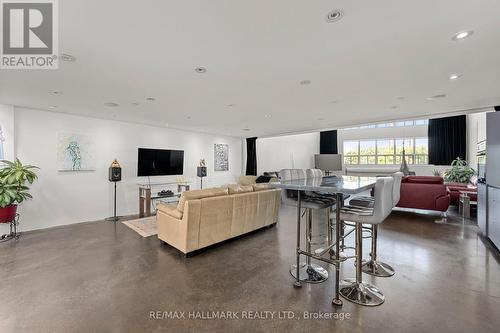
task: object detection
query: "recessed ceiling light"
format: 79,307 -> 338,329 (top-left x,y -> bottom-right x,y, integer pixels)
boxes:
264,114 -> 271,118
242,128 -> 251,131
452,30 -> 473,41
60,53 -> 76,62
426,94 -> 447,100
104,102 -> 119,107
195,67 -> 207,73
48,105 -> 57,109
50,91 -> 62,96
164,123 -> 169,127
449,74 -> 462,80
146,97 -> 156,102
300,80 -> 311,85
131,102 -> 140,106
326,9 -> 343,23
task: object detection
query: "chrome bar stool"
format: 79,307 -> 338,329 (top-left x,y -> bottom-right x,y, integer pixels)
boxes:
280,169 -> 336,283
339,177 -> 394,306
349,172 -> 402,277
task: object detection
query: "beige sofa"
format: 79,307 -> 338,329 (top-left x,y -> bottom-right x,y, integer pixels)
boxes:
157,184 -> 281,255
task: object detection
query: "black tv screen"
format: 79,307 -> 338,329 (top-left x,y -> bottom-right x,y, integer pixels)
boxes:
137,148 -> 184,176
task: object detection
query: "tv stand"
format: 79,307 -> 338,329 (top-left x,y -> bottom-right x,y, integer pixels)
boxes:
138,181 -> 191,217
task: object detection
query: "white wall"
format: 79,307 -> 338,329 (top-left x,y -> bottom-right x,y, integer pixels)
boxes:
12,107 -> 243,231
0,104 -> 15,161
256,133 -> 319,174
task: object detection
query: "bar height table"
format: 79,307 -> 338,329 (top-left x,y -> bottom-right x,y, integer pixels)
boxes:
270,175 -> 376,306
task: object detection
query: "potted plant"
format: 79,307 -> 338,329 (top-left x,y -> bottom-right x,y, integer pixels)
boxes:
0,159 -> 38,223
443,157 -> 475,184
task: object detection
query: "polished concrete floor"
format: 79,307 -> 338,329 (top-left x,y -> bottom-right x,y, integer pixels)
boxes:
1,206 -> 499,333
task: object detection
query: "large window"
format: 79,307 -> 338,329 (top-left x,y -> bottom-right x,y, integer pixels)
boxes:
343,138 -> 429,165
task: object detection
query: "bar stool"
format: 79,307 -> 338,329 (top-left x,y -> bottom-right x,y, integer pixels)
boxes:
280,169 -> 336,283
349,172 -> 402,277
362,172 -> 402,277
339,177 -> 394,306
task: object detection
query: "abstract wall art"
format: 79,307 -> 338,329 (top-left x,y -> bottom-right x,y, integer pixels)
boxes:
214,143 -> 229,171
57,133 -> 96,171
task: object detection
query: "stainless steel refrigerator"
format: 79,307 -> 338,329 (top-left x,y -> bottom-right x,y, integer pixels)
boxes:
486,111 -> 500,249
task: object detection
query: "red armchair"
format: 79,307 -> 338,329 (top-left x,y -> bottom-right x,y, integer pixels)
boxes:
397,176 -> 451,212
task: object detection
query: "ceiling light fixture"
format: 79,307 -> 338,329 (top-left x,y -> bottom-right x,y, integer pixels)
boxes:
426,94 -> 447,100
48,105 -> 57,109
326,9 -> 343,23
452,30 -> 473,41
195,67 -> 207,73
104,102 -> 119,107
242,128 -> 251,132
264,114 -> 271,118
131,102 -> 140,106
449,74 -> 462,80
50,91 -> 62,96
300,80 -> 311,85
60,53 -> 76,62
146,97 -> 156,102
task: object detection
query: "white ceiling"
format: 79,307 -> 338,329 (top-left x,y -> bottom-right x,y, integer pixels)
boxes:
1,0 -> 500,137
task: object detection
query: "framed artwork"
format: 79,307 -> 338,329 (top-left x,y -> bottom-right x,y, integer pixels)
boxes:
57,133 -> 96,171
214,144 -> 229,171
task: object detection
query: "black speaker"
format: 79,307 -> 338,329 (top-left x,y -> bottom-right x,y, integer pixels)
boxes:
495,105 -> 500,111
109,167 -> 122,182
197,166 -> 207,177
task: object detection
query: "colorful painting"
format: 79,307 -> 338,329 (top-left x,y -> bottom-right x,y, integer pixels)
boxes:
214,144 -> 229,171
57,133 -> 95,171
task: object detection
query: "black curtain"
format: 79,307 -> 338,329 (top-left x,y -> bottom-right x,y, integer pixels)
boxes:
319,130 -> 338,154
245,137 -> 257,175
428,115 -> 466,165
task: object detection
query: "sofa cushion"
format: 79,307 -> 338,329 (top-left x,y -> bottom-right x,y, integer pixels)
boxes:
157,203 -> 184,219
223,184 -> 254,195
177,187 -> 229,213
253,184 -> 270,191
238,176 -> 258,186
403,176 -> 443,184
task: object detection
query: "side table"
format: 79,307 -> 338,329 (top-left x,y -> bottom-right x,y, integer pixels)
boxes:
459,191 -> 477,219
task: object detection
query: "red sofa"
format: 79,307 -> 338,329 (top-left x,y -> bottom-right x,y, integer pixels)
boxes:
446,185 -> 477,206
396,176 -> 450,212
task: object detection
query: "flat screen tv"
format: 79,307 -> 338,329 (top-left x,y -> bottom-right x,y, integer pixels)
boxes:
137,148 -> 184,176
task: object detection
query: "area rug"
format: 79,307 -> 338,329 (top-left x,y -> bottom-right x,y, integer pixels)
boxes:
122,216 -> 157,237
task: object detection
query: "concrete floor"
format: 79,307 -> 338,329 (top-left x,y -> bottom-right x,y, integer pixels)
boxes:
1,206 -> 499,333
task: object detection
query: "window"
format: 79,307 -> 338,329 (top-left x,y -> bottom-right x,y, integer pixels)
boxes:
343,138 -> 429,165
344,119 -> 428,130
